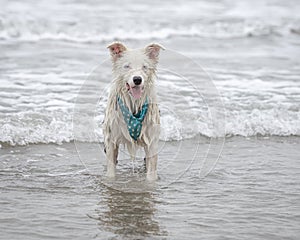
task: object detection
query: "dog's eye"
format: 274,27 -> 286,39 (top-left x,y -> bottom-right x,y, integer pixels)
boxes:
123,64 -> 130,69
142,65 -> 148,71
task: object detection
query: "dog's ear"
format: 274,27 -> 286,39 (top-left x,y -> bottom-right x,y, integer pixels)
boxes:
107,42 -> 127,61
145,43 -> 165,62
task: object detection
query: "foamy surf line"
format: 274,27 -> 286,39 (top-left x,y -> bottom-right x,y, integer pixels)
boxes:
1,20 -> 299,43
0,110 -> 299,147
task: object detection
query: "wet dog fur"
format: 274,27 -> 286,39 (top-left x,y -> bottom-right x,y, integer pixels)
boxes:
103,42 -> 164,180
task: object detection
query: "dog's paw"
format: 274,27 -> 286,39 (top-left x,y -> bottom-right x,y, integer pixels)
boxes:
106,165 -> 116,179
106,171 -> 116,179
146,171 -> 158,181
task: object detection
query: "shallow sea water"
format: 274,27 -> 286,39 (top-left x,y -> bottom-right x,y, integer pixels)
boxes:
1,137 -> 299,239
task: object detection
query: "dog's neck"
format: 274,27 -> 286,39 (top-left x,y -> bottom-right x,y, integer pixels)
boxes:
119,90 -> 149,114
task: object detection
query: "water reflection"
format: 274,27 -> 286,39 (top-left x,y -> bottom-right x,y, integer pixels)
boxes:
93,184 -> 167,239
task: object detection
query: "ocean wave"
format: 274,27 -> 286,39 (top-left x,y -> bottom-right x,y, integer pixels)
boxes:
0,15 -> 298,42
0,107 -> 299,147
0,111 -> 74,146
225,108 -> 300,137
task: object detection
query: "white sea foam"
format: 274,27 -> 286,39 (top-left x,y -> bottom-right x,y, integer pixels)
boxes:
0,63 -> 299,146
0,103 -> 299,146
0,14 -> 299,43
1,0 -> 299,43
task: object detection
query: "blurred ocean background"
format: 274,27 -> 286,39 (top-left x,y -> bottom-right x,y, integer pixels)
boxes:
0,0 -> 300,145
0,1 -> 300,239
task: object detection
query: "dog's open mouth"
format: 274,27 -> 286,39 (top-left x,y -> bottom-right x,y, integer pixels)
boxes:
126,83 -> 144,99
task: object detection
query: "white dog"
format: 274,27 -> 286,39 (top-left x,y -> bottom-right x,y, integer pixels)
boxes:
103,42 -> 164,180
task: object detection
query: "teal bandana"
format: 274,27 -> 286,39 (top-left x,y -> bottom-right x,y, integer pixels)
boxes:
117,96 -> 149,141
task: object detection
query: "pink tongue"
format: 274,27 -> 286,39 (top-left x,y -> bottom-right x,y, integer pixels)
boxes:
130,86 -> 143,99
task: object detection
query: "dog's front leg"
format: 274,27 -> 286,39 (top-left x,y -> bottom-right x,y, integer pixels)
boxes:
106,143 -> 118,178
145,144 -> 158,181
146,154 -> 158,181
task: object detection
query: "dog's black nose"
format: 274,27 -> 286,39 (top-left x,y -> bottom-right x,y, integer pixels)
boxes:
133,76 -> 142,85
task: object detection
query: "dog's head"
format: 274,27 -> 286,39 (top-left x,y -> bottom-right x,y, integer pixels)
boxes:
107,42 -> 164,99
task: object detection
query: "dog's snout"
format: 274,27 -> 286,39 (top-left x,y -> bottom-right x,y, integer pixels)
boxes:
133,76 -> 142,85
